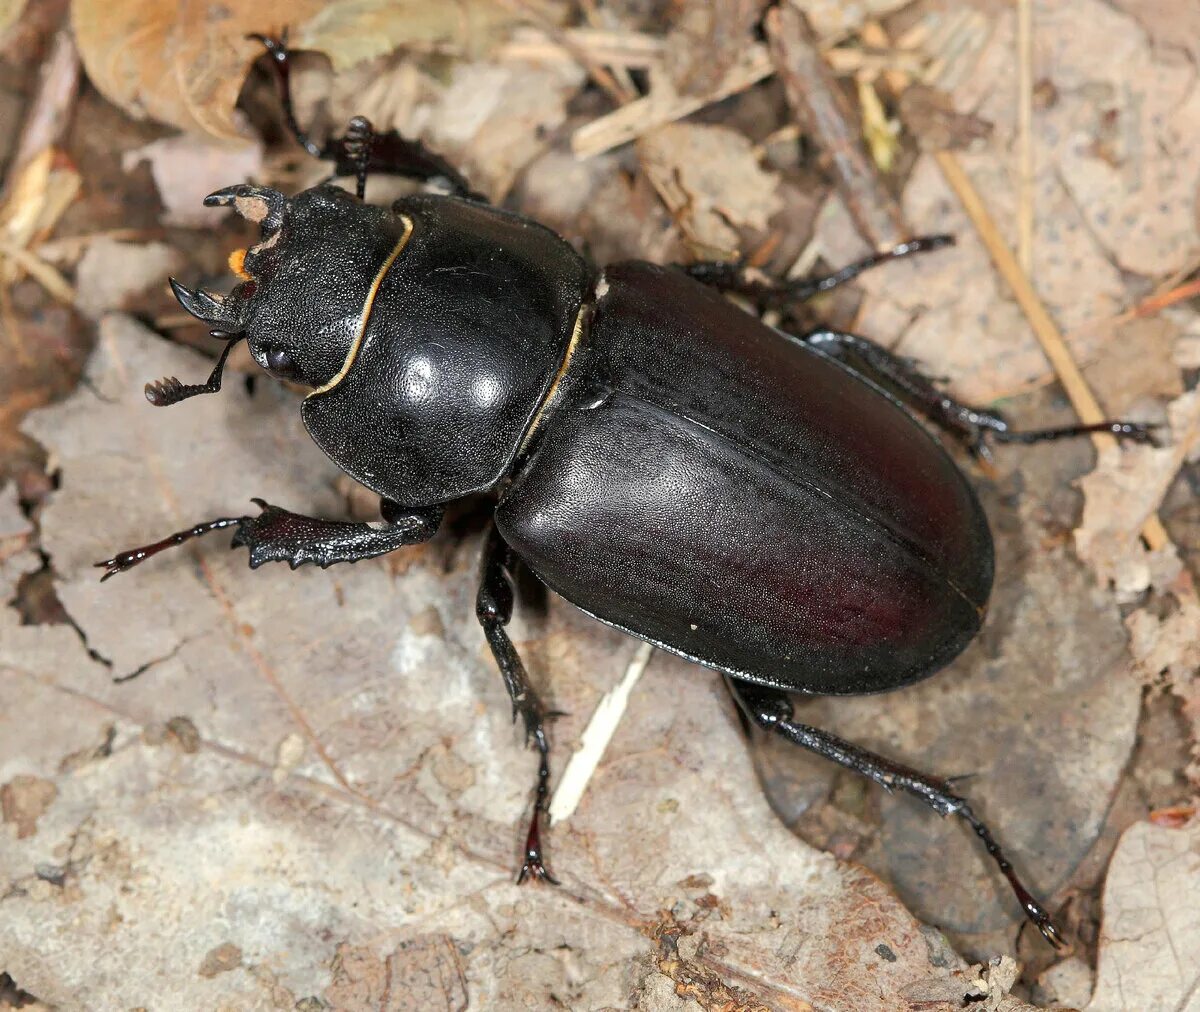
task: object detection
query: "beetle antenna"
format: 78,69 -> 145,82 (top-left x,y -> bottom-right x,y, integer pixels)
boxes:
145,334 -> 244,407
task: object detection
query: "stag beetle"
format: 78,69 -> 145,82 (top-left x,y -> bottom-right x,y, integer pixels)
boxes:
98,36 -> 1154,948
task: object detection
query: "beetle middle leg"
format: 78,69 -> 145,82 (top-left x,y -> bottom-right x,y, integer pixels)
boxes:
476,521 -> 558,885
97,498 -> 443,578
251,33 -> 480,201
800,329 -> 1156,459
681,235 -> 954,306
725,676 -> 1065,948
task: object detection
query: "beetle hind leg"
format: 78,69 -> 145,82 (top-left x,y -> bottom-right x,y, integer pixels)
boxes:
725,677 -> 1066,949
476,522 -> 558,885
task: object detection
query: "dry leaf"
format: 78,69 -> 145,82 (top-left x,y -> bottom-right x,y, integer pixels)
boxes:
298,0 -> 526,71
0,0 -> 27,39
1075,389 -> 1200,600
1087,818 -> 1200,1012
661,0 -> 770,97
790,0 -> 911,41
69,0 -> 553,138
70,0 -> 324,138
1,316 -> 984,1008
639,123 -> 782,259
833,0 -> 1200,401
1036,1 -> 1200,277
122,135 -> 263,227
73,238 -> 182,320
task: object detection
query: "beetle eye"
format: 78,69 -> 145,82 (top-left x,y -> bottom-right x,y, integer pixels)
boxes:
265,347 -> 301,381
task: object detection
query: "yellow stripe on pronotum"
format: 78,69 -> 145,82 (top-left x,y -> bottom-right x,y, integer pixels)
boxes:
515,303 -> 588,456
307,214 -> 415,398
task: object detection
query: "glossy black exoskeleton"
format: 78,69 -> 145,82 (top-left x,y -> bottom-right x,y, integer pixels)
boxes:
98,37 -> 1156,950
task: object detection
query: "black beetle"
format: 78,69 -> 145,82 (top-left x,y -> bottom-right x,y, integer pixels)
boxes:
98,36 -> 1154,949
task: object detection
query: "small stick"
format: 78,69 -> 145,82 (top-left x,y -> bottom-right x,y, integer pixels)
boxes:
6,28 -> 80,193
765,4 -> 906,250
571,46 -> 774,157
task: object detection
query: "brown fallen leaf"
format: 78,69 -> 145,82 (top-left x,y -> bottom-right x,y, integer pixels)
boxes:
323,936 -> 468,1011
73,238 -> 182,320
0,775 -> 57,840
70,0 -> 324,138
69,0 -> 557,140
121,135 -> 263,227
1038,1 -> 1200,277
829,0 -> 1200,403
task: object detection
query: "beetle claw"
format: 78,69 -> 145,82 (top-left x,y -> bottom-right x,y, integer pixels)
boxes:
169,277 -> 246,330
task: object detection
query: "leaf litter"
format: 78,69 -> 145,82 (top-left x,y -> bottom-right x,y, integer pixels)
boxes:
1,0 -> 1198,1008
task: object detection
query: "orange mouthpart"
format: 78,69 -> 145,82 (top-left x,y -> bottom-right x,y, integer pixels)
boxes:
228,247 -> 252,281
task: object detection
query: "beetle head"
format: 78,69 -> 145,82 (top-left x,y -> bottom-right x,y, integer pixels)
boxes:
155,183 -> 402,405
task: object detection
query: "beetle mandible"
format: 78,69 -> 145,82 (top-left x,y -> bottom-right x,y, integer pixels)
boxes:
98,35 -> 1155,949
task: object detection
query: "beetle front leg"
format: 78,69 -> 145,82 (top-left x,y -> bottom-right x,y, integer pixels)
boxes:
725,676 -> 1067,950
475,522 -> 558,885
802,329 -> 1156,460
97,498 -> 442,578
251,34 -> 481,201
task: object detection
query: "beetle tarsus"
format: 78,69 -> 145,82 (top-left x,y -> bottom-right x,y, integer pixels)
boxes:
95,516 -> 245,580
477,523 -> 559,887
726,677 -> 1066,947
144,331 -> 244,407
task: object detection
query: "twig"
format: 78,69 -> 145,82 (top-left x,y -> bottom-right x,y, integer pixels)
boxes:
6,28 -> 80,190
933,150 -> 1169,551
571,45 -> 774,157
495,0 -> 635,106
500,26 -> 664,70
765,4 -> 905,249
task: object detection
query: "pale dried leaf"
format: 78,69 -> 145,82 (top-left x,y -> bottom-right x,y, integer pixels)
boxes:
639,123 -> 782,259
1,316 -> 981,1009
1109,0 -> 1200,64
1037,1 -> 1200,276
419,59 -> 585,201
122,136 -> 263,228
661,0 -> 770,97
1075,389 -> 1200,600
837,0 -> 1200,400
1087,819 -> 1200,1012
0,0 -> 26,39
298,0 -> 525,70
73,239 -> 182,320
790,0 -> 911,42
